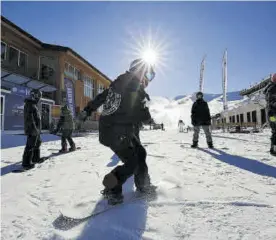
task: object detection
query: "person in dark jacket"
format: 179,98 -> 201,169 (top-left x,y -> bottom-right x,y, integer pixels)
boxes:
264,73 -> 276,156
191,91 -> 213,148
22,89 -> 43,169
79,58 -> 156,205
53,105 -> 76,152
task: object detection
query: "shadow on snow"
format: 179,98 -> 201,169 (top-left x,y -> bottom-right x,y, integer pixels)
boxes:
199,148 -> 276,178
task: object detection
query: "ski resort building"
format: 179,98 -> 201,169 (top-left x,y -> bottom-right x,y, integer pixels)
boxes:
212,74 -> 272,130
1,16 -> 112,132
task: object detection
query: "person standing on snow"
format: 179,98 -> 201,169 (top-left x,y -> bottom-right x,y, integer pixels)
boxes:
53,105 -> 76,153
191,91 -> 213,148
79,58 -> 156,205
178,120 -> 185,132
22,89 -> 43,170
264,73 -> 276,156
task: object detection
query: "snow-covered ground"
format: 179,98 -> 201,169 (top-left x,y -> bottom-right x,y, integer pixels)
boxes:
1,130 -> 276,240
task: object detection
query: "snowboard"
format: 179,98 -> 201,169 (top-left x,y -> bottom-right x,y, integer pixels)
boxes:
60,187 -> 158,221
12,157 -> 50,173
49,147 -> 81,155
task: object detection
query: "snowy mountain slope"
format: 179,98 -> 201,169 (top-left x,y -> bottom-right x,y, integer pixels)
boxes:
1,131 -> 276,240
174,91 -> 243,102
148,93 -> 244,128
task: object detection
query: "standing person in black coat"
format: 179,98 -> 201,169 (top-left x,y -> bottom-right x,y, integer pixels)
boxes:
79,58 -> 156,205
264,73 -> 276,156
191,91 -> 213,148
22,89 -> 43,169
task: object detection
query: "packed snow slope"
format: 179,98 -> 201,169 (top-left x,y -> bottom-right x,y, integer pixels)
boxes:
1,130 -> 276,240
148,92 -> 243,128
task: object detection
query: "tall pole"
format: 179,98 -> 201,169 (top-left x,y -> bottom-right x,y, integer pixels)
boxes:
222,49 -> 228,111
199,55 -> 206,92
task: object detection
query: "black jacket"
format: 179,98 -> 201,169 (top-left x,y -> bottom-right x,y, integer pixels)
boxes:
24,98 -> 41,136
84,71 -> 151,148
191,99 -> 211,126
264,83 -> 276,118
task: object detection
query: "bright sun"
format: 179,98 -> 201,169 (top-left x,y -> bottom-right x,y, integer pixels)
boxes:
142,48 -> 158,65
124,26 -> 172,78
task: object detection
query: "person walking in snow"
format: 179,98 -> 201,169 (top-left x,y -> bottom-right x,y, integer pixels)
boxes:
22,89 -> 43,170
191,91 -> 213,148
79,58 -> 156,205
264,73 -> 276,156
53,105 -> 76,153
178,120 -> 185,132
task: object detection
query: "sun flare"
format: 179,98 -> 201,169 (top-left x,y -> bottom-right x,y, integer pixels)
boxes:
142,48 -> 158,65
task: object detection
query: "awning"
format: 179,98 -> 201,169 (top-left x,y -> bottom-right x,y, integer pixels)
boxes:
1,70 -> 57,92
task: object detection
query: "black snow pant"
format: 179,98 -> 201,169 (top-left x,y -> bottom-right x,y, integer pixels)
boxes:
105,133 -> 150,194
270,121 -> 276,151
133,124 -> 141,142
61,129 -> 75,150
22,135 -> 41,167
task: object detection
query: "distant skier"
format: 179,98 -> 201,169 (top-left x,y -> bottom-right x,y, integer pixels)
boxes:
53,105 -> 76,153
79,58 -> 156,205
191,92 -> 213,148
264,73 -> 276,156
22,89 -> 43,169
178,120 -> 185,132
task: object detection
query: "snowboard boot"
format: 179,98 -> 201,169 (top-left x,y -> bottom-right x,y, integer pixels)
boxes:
22,163 -> 35,170
32,149 -> 45,163
207,142 -> 214,149
136,185 -> 157,200
60,140 -> 68,153
59,148 -> 67,153
69,143 -> 76,152
100,188 -> 111,199
22,149 -> 35,168
106,192 -> 124,205
191,141 -> 198,148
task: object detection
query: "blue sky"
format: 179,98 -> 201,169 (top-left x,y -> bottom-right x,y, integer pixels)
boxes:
1,1 -> 276,98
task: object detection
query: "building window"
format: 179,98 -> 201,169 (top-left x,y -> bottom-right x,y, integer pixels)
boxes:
240,113 -> 244,123
83,75 -> 94,99
19,52 -> 27,68
8,46 -> 27,68
247,112 -> 251,122
98,82 -> 105,94
40,64 -> 54,80
65,62 -> 69,72
252,110 -> 257,123
9,46 -> 19,64
64,62 -> 81,80
74,68 -> 81,80
1,42 -> 7,60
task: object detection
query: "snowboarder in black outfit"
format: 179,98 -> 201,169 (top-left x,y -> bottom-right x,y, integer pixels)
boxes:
22,89 -> 43,169
264,73 -> 276,156
53,105 -> 76,152
79,58 -> 156,205
191,92 -> 213,148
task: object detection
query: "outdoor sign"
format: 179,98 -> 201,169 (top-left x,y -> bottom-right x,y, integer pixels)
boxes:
64,78 -> 76,118
11,86 -> 30,97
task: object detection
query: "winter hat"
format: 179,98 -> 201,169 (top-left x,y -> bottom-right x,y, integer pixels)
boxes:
196,91 -> 203,99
